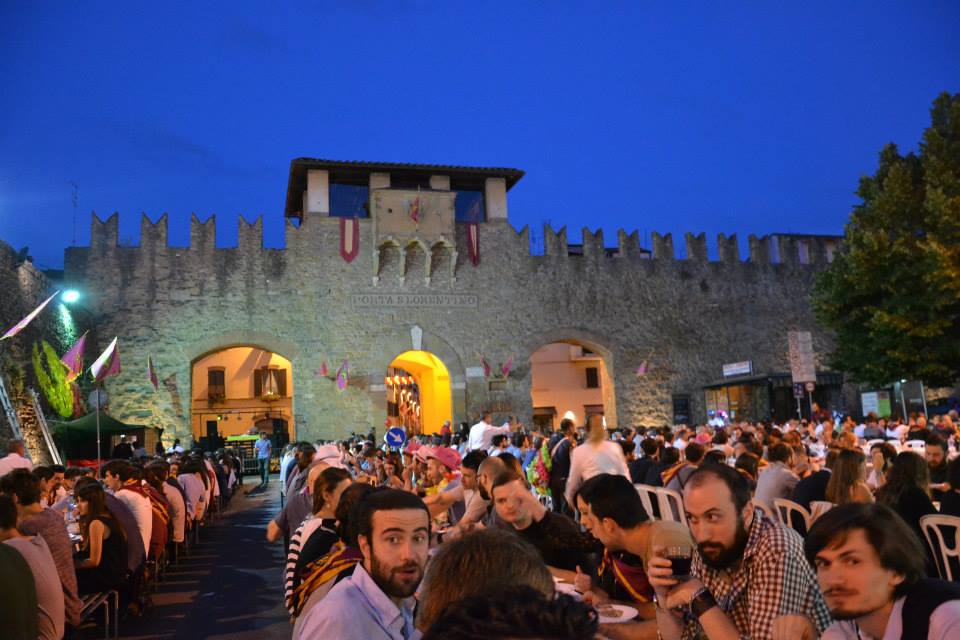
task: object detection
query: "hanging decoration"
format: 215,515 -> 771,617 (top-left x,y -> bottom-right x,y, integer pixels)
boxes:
339,217 -> 360,263
1,290 -> 60,340
147,355 -> 159,391
500,357 -> 513,378
60,331 -> 88,382
466,223 -> 480,266
478,354 -> 492,378
89,337 -> 122,382
335,359 -> 349,391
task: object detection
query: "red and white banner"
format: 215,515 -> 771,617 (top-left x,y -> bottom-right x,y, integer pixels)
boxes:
466,223 -> 480,266
340,217 -> 360,263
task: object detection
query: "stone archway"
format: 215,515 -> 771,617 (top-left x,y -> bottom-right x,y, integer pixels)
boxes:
521,327 -> 618,429
367,325 -> 467,431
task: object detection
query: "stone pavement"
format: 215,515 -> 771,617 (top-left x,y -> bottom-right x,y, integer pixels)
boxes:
115,477 -> 290,640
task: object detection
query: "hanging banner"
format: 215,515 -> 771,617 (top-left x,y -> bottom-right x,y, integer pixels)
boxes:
466,223 -> 480,266
787,331 -> 816,383
340,217 -> 360,263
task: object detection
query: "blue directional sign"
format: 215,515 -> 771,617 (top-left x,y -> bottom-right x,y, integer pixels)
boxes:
385,427 -> 407,448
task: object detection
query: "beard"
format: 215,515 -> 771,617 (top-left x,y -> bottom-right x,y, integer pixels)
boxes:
698,514 -> 750,569
824,589 -> 885,620
478,483 -> 490,501
369,549 -> 423,599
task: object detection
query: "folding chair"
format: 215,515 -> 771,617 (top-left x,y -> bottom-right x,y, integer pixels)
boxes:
920,514 -> 960,581
809,500 -> 834,523
773,498 -> 812,535
634,484 -> 659,520
656,487 -> 687,526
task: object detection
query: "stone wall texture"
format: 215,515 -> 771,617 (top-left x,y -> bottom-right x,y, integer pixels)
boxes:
62,212 -> 841,444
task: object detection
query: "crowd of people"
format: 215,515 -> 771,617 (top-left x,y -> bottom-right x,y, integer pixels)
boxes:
2,406 -> 960,639
0,438 -> 242,639
253,408 -> 960,639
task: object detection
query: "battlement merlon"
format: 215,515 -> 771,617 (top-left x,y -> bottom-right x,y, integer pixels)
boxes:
140,213 -> 168,248
283,158 -> 525,221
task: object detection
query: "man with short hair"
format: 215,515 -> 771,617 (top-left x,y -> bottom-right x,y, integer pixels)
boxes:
446,450 -> 488,534
489,434 -> 510,457
548,419 -> 577,514
926,436 -> 950,500
648,464 -> 831,640
0,439 -> 32,475
111,435 -> 134,460
575,473 -> 692,628
255,431 -> 272,486
103,459 -> 153,555
0,468 -> 81,628
754,442 -> 800,511
467,411 -> 514,453
805,503 -> 960,640
630,438 -> 660,485
267,461 -> 328,544
296,489 -> 431,639
421,447 -> 464,523
491,469 -> 597,574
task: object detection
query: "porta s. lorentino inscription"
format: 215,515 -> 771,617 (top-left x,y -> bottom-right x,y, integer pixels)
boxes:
350,293 -> 478,309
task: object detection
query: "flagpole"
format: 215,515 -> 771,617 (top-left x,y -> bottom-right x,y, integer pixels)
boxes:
95,382 -> 102,478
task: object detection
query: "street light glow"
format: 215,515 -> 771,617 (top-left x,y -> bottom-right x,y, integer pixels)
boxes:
62,290 -> 80,303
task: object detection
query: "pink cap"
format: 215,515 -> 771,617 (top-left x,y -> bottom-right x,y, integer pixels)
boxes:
695,432 -> 712,445
428,446 -> 462,471
414,445 -> 435,463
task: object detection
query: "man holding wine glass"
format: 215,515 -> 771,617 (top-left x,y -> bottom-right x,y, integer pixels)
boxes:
647,463 -> 831,640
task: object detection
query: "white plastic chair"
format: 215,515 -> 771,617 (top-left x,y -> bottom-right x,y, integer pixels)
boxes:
920,514 -> 960,581
774,498 -> 812,535
809,500 -> 834,523
656,487 -> 688,526
756,501 -> 776,522
904,440 -> 927,454
634,484 -> 660,520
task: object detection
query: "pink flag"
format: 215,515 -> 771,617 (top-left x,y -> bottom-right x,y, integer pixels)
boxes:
636,361 -> 648,377
466,223 -> 480,266
1,290 -> 60,340
336,359 -> 349,390
479,355 -> 491,378
501,357 -> 513,378
61,332 -> 88,382
321,361 -> 329,377
90,337 -> 121,382
148,355 -> 159,391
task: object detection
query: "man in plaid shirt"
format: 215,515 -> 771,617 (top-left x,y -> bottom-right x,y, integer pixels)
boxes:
649,464 -> 832,640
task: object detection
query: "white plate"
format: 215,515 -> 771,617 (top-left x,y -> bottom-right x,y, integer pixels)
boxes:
555,582 -> 581,599
596,604 -> 638,624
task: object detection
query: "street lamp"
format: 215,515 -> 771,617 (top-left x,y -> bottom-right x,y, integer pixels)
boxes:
62,290 -> 81,304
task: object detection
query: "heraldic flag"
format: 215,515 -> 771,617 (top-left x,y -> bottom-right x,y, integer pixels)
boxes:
61,332 -> 88,382
336,359 -> 349,390
1,290 -> 60,340
90,337 -> 122,382
148,355 -> 159,391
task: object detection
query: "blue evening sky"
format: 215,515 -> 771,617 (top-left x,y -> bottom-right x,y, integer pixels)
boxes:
1,2 -> 957,269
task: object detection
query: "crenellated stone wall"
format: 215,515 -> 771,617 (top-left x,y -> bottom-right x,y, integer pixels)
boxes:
62,211 -> 843,444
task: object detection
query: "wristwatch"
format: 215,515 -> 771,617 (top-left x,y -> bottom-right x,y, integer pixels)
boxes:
689,587 -> 718,619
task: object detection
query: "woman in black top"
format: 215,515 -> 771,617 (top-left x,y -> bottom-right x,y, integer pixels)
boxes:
74,482 -> 127,595
875,451 -> 938,573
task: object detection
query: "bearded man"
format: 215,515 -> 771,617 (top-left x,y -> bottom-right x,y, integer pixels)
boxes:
296,489 -> 430,639
648,463 -> 831,640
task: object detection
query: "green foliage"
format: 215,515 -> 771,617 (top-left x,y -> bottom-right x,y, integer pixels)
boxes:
32,340 -> 74,418
813,92 -> 960,387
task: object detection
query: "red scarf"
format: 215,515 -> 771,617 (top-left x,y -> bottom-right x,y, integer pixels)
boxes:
599,549 -> 654,602
120,479 -> 170,526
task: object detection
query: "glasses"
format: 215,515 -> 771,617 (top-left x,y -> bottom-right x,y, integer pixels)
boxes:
665,545 -> 692,580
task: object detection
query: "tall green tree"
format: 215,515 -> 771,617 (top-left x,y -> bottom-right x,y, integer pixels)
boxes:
813,92 -> 960,387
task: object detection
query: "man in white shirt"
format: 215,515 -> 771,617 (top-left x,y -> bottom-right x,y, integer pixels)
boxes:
467,412 -> 512,453
103,460 -> 152,555
0,440 -> 33,476
787,502 -> 960,640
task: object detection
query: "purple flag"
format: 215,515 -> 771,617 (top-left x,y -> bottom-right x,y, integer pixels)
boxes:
501,357 -> 513,378
1,290 -> 60,340
90,337 -> 121,382
336,359 -> 349,390
61,332 -> 88,382
636,361 -> 648,377
148,355 -> 159,391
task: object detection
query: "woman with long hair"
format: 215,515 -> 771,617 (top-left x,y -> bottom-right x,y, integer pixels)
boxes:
825,449 -> 873,505
865,441 -> 897,491
875,451 -> 938,571
381,452 -> 405,489
74,482 -> 127,595
563,415 -> 629,510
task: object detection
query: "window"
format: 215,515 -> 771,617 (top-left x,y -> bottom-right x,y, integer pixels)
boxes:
583,404 -> 604,419
455,191 -> 485,222
254,368 -> 287,398
672,395 -> 691,425
329,183 -> 369,218
585,367 -> 600,389
207,369 -> 225,400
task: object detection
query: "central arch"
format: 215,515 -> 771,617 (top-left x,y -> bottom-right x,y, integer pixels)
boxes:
386,350 -> 452,435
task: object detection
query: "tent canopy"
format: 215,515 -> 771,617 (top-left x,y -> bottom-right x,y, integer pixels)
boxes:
52,412 -> 159,460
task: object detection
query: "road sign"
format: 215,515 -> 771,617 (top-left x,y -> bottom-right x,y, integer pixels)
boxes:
793,383 -> 805,399
805,381 -> 816,392
385,427 -> 407,448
